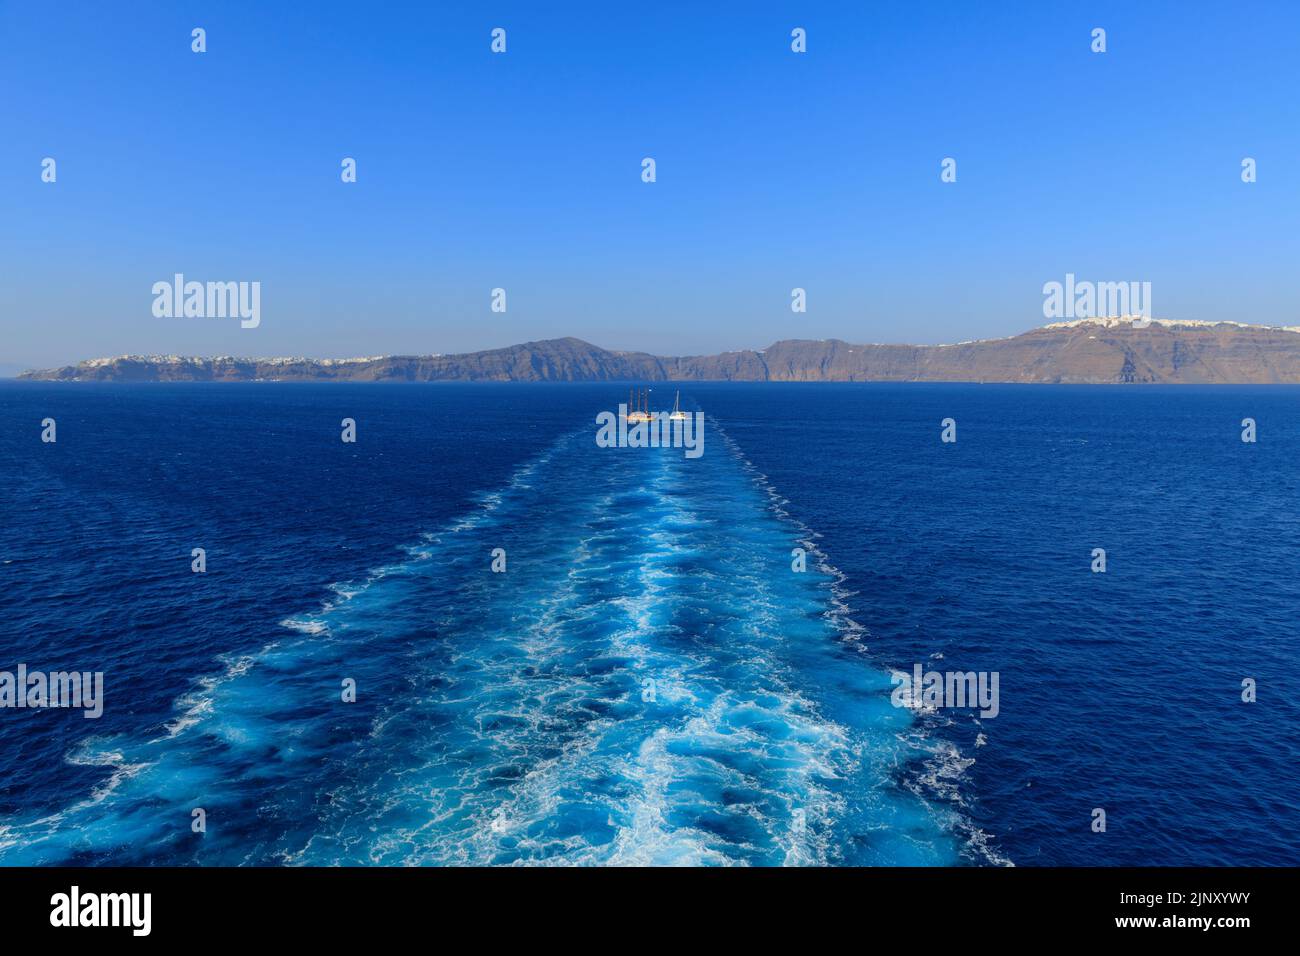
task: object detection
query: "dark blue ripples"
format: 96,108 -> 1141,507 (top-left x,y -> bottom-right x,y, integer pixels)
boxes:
697,383 -> 1300,867
1,382 -> 1296,866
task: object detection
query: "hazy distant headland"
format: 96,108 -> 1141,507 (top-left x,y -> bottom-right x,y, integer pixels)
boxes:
19,319 -> 1300,385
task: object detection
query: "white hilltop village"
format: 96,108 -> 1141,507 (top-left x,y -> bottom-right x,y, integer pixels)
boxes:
78,354 -> 403,368
1042,316 -> 1300,333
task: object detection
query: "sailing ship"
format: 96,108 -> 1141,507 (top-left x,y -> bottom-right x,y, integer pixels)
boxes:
668,390 -> 689,421
626,387 -> 652,423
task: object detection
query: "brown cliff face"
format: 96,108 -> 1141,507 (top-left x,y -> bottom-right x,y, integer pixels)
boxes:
18,322 -> 1300,384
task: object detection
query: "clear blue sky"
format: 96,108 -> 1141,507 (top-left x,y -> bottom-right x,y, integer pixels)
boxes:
2,1 -> 1298,370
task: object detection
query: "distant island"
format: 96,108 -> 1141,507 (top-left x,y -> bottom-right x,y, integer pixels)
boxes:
18,318 -> 1300,384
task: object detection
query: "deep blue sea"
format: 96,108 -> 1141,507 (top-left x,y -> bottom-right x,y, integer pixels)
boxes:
0,382 -> 1296,866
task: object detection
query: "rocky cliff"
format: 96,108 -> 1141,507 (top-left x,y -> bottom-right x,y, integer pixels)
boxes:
19,320 -> 1300,384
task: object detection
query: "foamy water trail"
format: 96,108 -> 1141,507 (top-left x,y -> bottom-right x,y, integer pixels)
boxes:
0,422 -> 968,865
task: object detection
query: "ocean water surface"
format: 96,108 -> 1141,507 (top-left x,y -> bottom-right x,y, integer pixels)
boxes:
0,382 -> 1296,865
